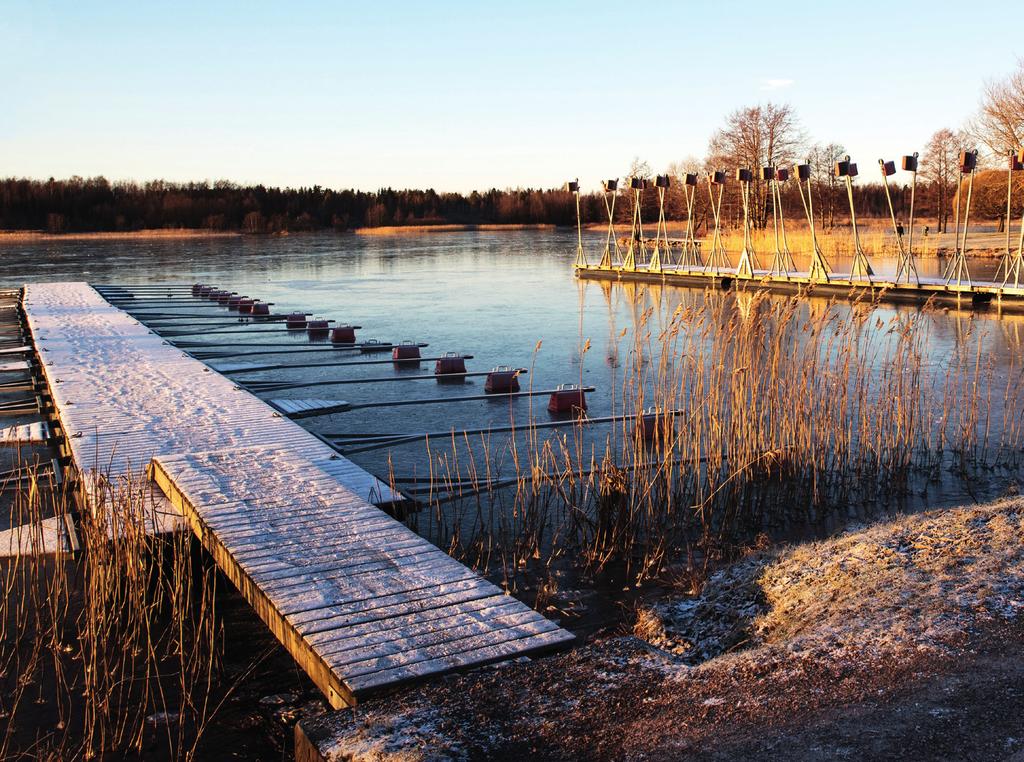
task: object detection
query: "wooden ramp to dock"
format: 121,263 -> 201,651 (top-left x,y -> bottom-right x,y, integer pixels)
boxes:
21,282 -> 573,706
151,445 -> 573,707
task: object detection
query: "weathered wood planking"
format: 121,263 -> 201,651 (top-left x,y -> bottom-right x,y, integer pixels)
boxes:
21,283 -> 399,521
150,445 -> 574,708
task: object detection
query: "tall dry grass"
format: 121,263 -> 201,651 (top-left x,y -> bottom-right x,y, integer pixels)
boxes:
402,290 -> 1022,590
0,466 -> 224,760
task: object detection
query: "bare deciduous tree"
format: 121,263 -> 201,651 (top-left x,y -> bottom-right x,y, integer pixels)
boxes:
807,142 -> 846,229
969,60 -> 1024,156
922,128 -> 968,233
706,103 -> 804,227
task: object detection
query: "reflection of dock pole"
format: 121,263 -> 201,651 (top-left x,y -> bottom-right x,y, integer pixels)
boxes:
1002,148 -> 1024,289
599,179 -> 620,268
945,149 -> 978,288
568,179 -> 586,268
837,156 -> 874,281
795,161 -> 831,282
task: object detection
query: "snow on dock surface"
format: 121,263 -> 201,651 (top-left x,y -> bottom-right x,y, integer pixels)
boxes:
152,445 -> 573,708
21,282 -> 573,706
22,282 -> 397,520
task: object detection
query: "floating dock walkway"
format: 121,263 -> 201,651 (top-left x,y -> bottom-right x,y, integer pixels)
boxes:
22,282 -> 573,708
575,263 -> 1024,311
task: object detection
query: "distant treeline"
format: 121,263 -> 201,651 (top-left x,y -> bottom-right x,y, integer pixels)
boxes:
0,173 -> 1017,235
0,177 -> 579,233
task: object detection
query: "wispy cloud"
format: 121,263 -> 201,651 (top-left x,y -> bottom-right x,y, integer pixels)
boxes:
760,78 -> 795,91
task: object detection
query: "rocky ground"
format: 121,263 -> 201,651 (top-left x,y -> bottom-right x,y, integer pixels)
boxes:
299,498 -> 1024,761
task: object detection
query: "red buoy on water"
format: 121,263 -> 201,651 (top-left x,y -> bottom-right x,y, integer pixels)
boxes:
639,409 -> 659,440
547,384 -> 587,415
286,312 -> 307,329
331,325 -> 356,344
392,341 -> 421,364
198,285 -> 216,297
435,352 -> 467,376
484,366 -> 520,394
215,291 -> 235,305
227,295 -> 246,310
238,298 -> 255,314
192,283 -> 205,296
307,318 -> 330,339
252,303 -> 270,316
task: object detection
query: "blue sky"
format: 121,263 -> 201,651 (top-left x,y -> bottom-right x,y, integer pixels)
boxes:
2,0 -> 1020,192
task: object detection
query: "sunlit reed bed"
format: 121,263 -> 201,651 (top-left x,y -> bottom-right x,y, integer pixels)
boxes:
401,290 -> 1024,590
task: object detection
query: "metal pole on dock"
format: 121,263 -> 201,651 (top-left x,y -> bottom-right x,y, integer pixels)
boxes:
622,177 -> 646,271
649,175 -> 671,273
836,156 -> 873,281
704,171 -> 730,273
598,180 -> 620,268
794,161 -> 831,282
998,149 -> 1023,284
767,166 -> 795,277
568,179 -> 586,268
1001,148 -> 1024,289
881,156 -> 919,285
734,168 -> 759,278
680,174 -> 702,269
945,149 -> 978,288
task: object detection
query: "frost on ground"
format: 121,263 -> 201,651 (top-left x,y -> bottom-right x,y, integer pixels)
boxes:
641,497 -> 1024,662
298,499 -> 1024,761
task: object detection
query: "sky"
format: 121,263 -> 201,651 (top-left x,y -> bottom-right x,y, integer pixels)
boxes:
2,0 -> 1021,193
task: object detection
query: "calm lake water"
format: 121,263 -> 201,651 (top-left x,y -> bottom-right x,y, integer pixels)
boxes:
3,230 -> 1022,514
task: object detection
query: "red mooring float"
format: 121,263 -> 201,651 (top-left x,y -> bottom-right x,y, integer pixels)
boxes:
198,285 -> 216,297
252,303 -> 271,316
286,312 -> 307,329
547,384 -> 587,415
639,409 -> 658,440
331,325 -> 356,344
227,294 -> 247,310
484,366 -> 520,394
306,318 -> 330,338
238,298 -> 255,314
435,352 -> 467,376
392,341 -> 421,363
215,291 -> 235,304
191,283 -> 205,296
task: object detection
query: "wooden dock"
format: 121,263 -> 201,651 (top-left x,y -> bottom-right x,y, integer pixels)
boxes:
22,282 -> 574,706
576,263 -> 1024,311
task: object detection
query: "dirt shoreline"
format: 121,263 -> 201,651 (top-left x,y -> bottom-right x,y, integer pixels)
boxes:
298,497 -> 1024,761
